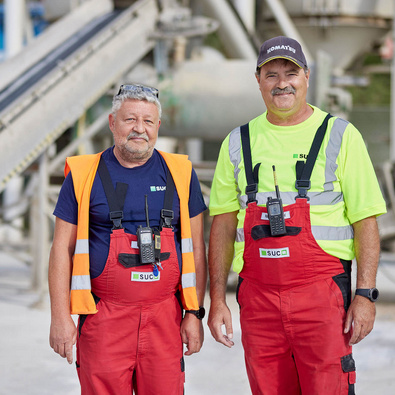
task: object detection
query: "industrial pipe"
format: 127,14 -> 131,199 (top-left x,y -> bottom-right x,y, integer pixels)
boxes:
200,0 -> 256,59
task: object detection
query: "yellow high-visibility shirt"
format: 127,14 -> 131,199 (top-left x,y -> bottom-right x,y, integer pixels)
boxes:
209,105 -> 386,273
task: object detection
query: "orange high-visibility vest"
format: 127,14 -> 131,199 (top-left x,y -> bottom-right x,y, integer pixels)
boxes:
64,150 -> 199,314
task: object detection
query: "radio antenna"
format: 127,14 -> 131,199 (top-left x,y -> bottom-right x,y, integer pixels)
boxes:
144,194 -> 150,226
272,165 -> 281,199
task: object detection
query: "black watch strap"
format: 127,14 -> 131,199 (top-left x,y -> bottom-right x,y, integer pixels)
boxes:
355,288 -> 379,302
185,307 -> 205,320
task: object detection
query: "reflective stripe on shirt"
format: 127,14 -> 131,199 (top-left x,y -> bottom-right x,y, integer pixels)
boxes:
235,224 -> 354,242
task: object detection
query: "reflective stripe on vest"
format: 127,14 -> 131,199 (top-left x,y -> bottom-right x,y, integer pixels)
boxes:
182,272 -> 196,288
74,239 -> 89,255
181,237 -> 193,253
230,117 -> 353,242
71,275 -> 91,290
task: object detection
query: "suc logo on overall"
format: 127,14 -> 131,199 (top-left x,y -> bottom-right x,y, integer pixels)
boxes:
259,247 -> 290,258
131,272 -> 161,282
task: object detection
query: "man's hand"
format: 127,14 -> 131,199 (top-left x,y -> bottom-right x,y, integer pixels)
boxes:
344,295 -> 376,345
49,316 -> 77,364
208,300 -> 234,348
180,313 -> 204,356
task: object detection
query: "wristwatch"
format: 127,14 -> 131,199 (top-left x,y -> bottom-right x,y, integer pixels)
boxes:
185,307 -> 206,320
355,288 -> 379,302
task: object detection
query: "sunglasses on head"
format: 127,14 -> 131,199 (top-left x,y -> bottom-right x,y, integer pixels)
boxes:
116,84 -> 159,98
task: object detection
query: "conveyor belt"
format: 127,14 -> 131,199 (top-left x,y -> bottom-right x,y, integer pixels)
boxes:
0,10 -> 121,114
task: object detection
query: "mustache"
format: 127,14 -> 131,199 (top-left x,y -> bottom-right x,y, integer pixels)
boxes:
127,132 -> 149,142
271,86 -> 296,95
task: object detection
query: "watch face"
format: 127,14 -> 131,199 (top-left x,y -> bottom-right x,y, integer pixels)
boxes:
356,288 -> 379,302
198,307 -> 206,320
370,288 -> 379,301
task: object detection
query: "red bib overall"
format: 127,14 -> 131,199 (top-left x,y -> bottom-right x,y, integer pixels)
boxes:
76,228 -> 184,395
75,158 -> 185,395
237,117 -> 356,394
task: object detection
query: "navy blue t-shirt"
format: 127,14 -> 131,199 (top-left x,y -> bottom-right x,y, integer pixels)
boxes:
53,148 -> 207,278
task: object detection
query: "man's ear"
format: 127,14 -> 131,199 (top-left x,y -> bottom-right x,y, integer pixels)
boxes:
108,113 -> 115,133
305,69 -> 311,87
255,70 -> 261,84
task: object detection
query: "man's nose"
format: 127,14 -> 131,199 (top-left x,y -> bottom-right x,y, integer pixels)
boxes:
133,119 -> 145,133
277,76 -> 289,89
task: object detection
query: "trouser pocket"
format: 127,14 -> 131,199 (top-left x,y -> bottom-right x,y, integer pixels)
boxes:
236,276 -> 244,308
341,353 -> 356,395
332,271 -> 352,312
78,293 -> 101,336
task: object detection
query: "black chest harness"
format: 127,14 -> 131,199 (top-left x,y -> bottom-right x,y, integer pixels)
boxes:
97,157 -> 176,269
97,157 -> 176,230
240,114 -> 332,204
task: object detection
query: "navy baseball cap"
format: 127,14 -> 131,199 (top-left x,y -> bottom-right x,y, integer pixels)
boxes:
256,36 -> 308,70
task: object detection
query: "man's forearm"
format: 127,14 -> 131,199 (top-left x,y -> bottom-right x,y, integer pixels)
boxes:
352,216 -> 380,288
208,212 -> 238,302
48,218 -> 77,318
48,246 -> 73,319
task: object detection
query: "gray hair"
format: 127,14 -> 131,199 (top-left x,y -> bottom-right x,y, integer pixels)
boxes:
111,89 -> 162,119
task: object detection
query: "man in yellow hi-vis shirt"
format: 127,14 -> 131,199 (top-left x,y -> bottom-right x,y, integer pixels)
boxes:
208,36 -> 386,394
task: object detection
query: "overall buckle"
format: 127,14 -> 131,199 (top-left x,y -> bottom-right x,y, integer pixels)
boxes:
110,210 -> 124,229
161,208 -> 174,228
295,180 -> 311,200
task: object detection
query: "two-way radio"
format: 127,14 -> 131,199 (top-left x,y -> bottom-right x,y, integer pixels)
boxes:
137,195 -> 156,265
266,165 -> 286,236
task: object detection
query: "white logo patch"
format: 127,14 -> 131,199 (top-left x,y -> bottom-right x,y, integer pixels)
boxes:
150,186 -> 166,192
261,211 -> 291,220
259,247 -> 290,258
131,241 -> 139,249
131,272 -> 160,282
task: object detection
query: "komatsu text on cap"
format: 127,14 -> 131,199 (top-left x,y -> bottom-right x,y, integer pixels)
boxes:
256,36 -> 308,70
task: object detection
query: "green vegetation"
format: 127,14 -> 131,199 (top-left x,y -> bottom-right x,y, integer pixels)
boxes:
345,53 -> 391,105
346,73 -> 391,105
